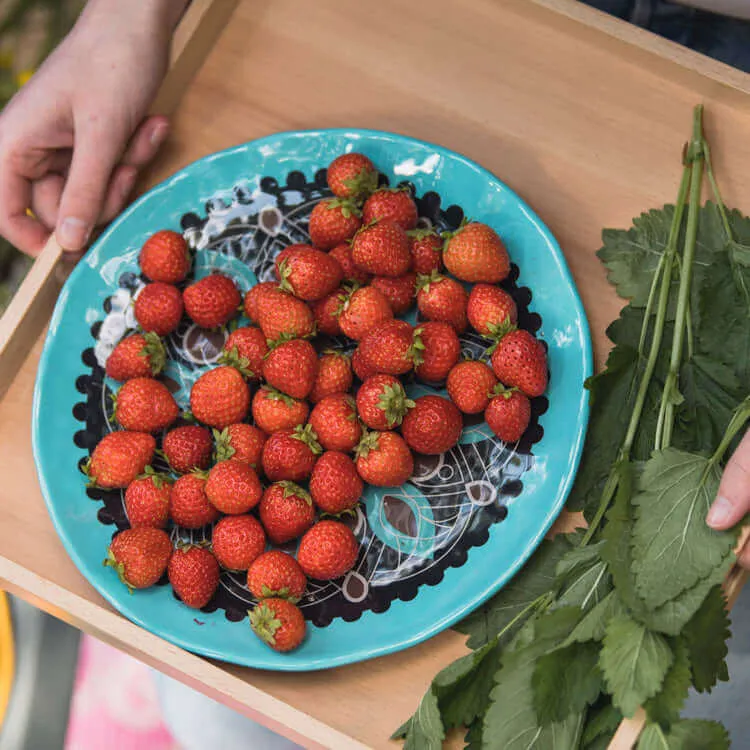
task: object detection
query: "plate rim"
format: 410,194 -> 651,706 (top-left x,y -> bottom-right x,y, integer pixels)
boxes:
32,127 -> 593,670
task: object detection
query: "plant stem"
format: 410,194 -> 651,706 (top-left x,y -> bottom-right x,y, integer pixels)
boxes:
709,396 -> 750,469
638,252 -> 665,357
702,137 -> 733,241
658,105 -> 705,450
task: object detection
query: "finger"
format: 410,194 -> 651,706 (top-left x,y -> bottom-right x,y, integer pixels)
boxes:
30,173 -> 66,229
98,164 -> 138,225
0,166 -> 49,255
707,429 -> 750,529
56,119 -> 128,252
121,116 -> 169,169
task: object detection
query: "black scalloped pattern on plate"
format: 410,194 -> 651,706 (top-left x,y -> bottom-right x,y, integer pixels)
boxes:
73,171 -> 548,628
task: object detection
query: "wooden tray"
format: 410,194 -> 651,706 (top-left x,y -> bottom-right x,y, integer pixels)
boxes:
1,0 -> 750,747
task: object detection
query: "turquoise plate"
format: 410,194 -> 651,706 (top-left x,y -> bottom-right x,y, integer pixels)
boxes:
33,129 -> 592,671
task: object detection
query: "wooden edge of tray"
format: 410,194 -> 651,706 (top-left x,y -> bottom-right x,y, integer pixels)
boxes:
0,0 -> 240,400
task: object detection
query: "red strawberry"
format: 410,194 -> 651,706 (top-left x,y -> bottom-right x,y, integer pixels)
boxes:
206,459 -> 262,514
371,272 -> 416,315
213,424 -> 267,466
134,282 -> 183,336
329,244 -> 370,285
247,550 -> 307,600
357,319 -> 414,376
257,289 -> 315,341
413,322 -> 460,383
212,515 -> 266,571
356,374 -> 414,430
114,377 -> 178,433
263,338 -> 319,400
311,288 -> 344,336
168,544 -> 220,608
351,221 -> 411,277
252,386 -> 309,434
249,598 -> 306,652
485,385 -> 531,443
467,283 -> 517,337
259,482 -> 315,544
351,348 -> 377,381
163,425 -> 212,474
362,188 -> 418,230
261,425 -> 321,482
308,199 -> 362,250
105,528 -> 171,591
355,431 -> 413,486
327,153 -> 378,199
446,360 -> 498,414
124,473 -> 171,528
190,366 -> 250,428
402,395 -> 463,455
490,329 -> 548,397
221,326 -> 268,379
309,451 -> 363,514
416,272 -> 468,333
309,394 -> 362,453
183,273 -> 240,329
297,520 -> 358,580
243,281 -> 281,323
86,432 -> 155,489
443,221 -> 510,283
276,245 -> 344,300
309,351 -> 353,404
408,228 -> 443,274
338,285 -> 393,341
106,332 -> 166,381
169,473 -> 220,528
139,230 -> 190,284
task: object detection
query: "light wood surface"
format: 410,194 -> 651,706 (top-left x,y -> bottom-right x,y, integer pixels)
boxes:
2,1 -> 750,748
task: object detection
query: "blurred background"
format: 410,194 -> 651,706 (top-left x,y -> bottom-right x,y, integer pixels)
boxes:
0,1 -> 749,748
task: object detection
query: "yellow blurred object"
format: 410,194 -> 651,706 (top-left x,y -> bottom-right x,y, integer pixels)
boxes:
0,591 -> 14,729
0,51 -> 13,70
16,69 -> 34,87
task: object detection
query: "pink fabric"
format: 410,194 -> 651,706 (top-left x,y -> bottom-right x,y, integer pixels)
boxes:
65,635 -> 179,750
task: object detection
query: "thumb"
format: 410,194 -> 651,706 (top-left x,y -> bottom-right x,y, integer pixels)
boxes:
707,429 -> 750,530
56,121 -> 127,251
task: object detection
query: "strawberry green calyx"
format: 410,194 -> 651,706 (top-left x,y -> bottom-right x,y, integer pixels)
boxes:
278,480 -> 312,505
139,332 -> 167,376
325,197 -> 362,219
263,386 -> 298,406
408,327 -> 426,367
354,429 -> 380,459
415,270 -> 444,295
406,226 -> 439,241
175,539 -> 210,552
292,424 -> 322,455
440,217 -> 471,242
276,259 -> 296,295
490,383 -> 519,400
213,427 -> 237,462
342,168 -> 379,201
322,348 -> 350,361
190,468 -> 210,481
181,410 -> 196,423
103,549 -> 134,594
260,584 -> 299,603
485,323 -> 518,356
265,332 -> 296,352
218,346 -> 255,378
248,603 -> 283,646
334,283 -> 361,317
140,465 -> 173,488
377,382 -> 415,428
81,457 -> 98,488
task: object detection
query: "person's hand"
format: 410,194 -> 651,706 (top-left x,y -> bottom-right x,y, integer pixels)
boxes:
0,0 -> 185,257
707,430 -> 750,567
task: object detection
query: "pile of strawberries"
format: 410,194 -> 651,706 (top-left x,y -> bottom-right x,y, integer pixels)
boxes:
86,152 -> 548,654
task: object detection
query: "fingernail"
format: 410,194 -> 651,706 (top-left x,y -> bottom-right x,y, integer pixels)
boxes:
150,122 -> 169,147
57,217 -> 90,251
707,495 -> 733,528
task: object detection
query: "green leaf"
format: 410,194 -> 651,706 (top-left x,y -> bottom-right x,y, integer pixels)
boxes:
482,643 -> 585,750
643,636 -> 691,726
582,702 -> 623,746
531,641 -> 602,725
631,449 -> 735,609
643,552 -> 734,636
599,615 -> 673,717
456,535 -> 572,649
554,558 -> 611,612
683,585 -> 731,693
566,590 -> 627,644
638,722 -> 670,750
555,540 -> 606,579
658,719 -> 730,750
394,690 -> 444,750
